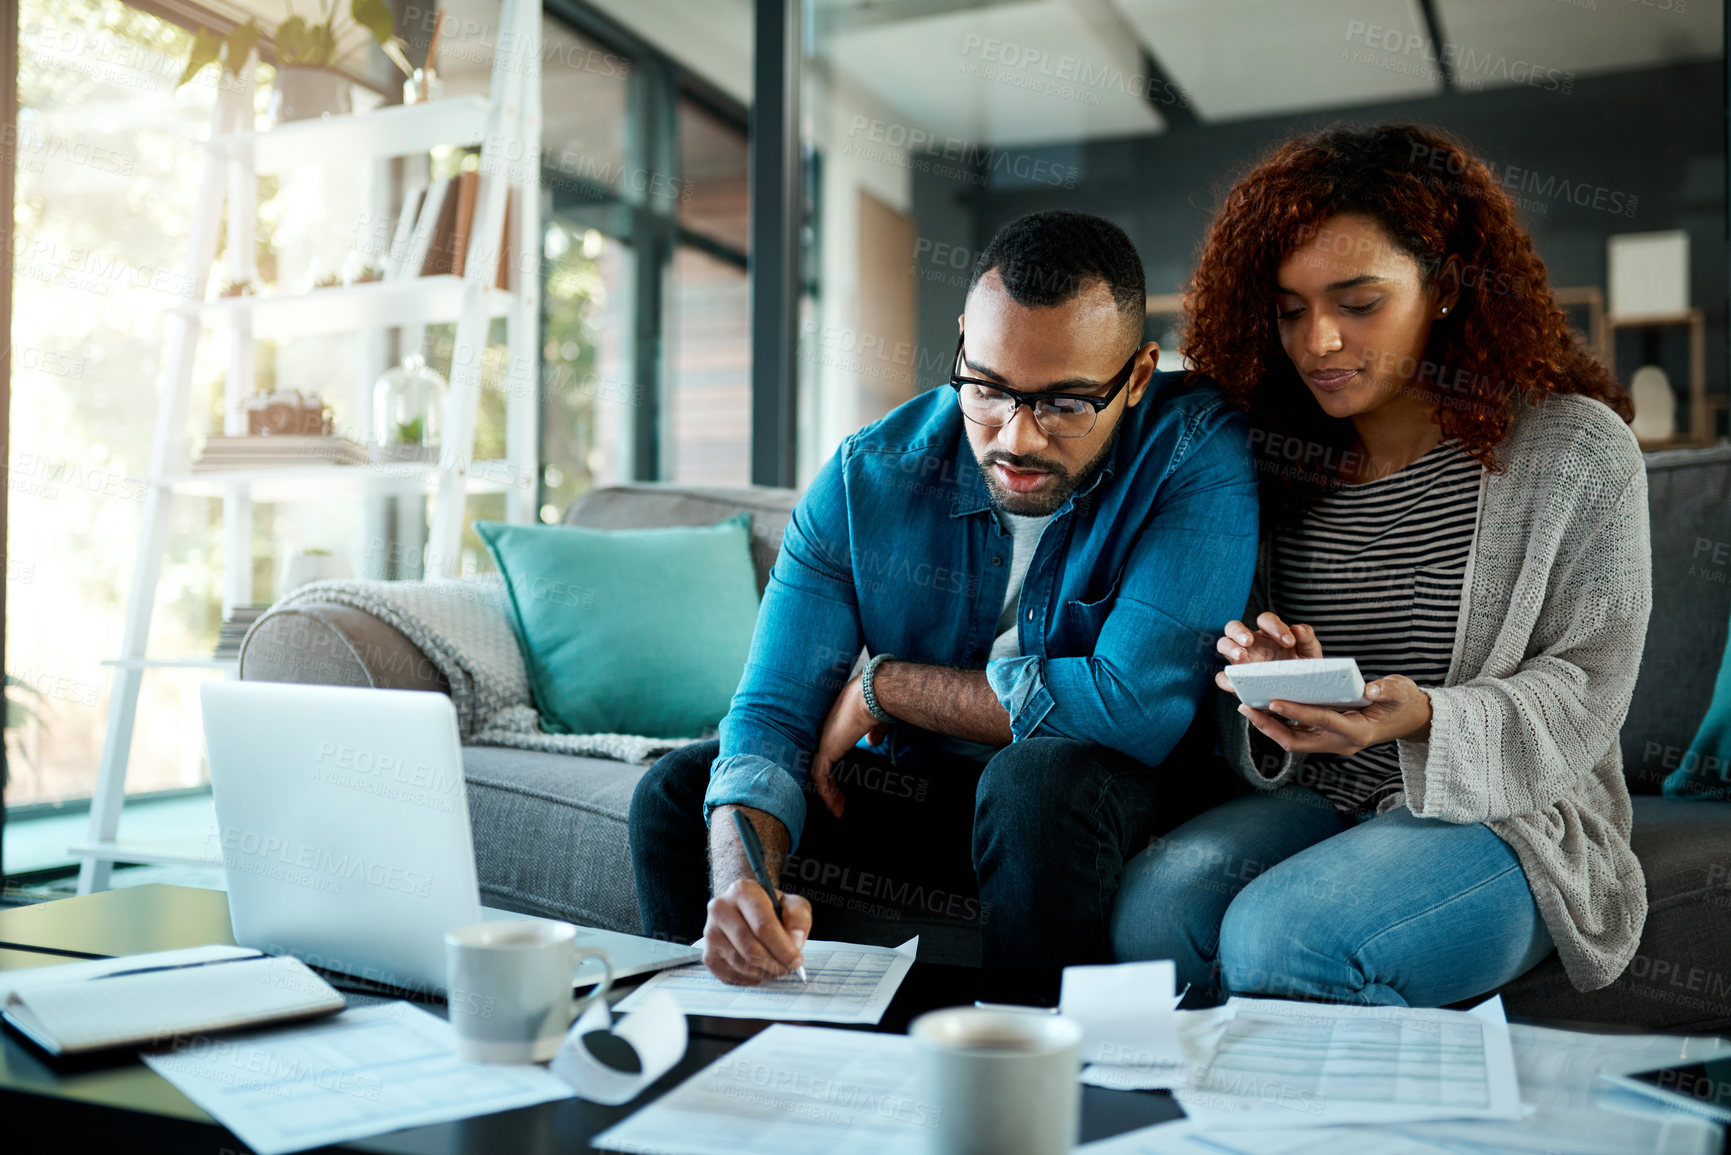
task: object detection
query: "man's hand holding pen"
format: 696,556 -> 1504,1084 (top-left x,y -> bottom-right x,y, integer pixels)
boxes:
702,878 -> 811,987
702,806 -> 812,986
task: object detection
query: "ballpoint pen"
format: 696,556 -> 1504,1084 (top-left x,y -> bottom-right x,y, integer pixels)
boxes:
89,952 -> 270,980
731,809 -> 809,984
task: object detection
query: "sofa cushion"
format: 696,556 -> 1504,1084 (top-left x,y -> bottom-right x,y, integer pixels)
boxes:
475,516 -> 761,737
1495,795 -> 1731,1032
562,484 -> 800,595
1622,446 -> 1731,792
462,745 -> 650,932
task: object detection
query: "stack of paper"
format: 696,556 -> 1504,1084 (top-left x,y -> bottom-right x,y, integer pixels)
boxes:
194,435 -> 371,471
1078,994 -> 1731,1155
213,605 -> 269,659
142,1002 -> 574,1155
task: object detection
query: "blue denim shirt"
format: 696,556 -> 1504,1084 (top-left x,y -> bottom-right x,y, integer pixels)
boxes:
707,375 -> 1259,848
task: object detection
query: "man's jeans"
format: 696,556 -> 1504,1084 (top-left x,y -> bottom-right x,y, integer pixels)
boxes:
1110,786 -> 1555,1007
630,737 -> 1233,968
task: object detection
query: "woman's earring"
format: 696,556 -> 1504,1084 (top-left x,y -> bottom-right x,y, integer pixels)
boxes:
1440,306 -> 1451,316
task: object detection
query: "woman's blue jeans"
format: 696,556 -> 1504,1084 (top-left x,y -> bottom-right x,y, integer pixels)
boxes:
1110,785 -> 1554,1007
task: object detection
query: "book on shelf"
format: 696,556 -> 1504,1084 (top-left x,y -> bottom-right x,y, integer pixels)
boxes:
406,169 -> 512,287
419,173 -> 465,277
496,187 -> 513,290
401,175 -> 452,281
385,178 -> 428,280
449,169 -> 480,277
194,435 -> 372,471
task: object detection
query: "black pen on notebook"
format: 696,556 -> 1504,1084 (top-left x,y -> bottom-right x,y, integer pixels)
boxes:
90,951 -> 271,981
731,809 -> 808,984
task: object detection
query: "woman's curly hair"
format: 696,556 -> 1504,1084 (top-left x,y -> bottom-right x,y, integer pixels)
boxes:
1182,123 -> 1630,520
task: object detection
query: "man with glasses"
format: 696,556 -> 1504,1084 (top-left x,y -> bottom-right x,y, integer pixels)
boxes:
629,210 -> 1259,980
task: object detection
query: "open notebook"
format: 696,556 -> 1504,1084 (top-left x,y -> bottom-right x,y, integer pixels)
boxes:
2,945 -> 345,1056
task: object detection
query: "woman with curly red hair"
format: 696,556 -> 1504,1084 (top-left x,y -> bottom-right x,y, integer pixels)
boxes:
1111,124 -> 1651,1008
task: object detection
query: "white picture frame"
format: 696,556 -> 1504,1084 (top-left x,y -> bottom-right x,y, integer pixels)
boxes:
1607,230 -> 1689,320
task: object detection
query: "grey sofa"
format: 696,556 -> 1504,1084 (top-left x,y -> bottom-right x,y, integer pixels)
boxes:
239,452 -> 1731,1032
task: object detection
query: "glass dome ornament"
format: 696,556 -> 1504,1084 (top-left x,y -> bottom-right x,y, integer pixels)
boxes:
371,353 -> 447,463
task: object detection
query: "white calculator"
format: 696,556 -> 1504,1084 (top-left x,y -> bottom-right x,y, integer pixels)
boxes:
1223,657 -> 1371,709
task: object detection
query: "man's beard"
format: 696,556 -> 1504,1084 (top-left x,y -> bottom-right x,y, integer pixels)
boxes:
978,422 -> 1122,517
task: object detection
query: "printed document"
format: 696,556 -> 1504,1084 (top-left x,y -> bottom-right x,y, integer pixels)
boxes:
1388,1020 -> 1731,1155
1170,997 -> 1522,1128
142,1002 -> 574,1155
1082,1003 -> 1731,1155
613,937 -> 917,1025
1078,1119 -> 1459,1154
594,1023 -> 935,1155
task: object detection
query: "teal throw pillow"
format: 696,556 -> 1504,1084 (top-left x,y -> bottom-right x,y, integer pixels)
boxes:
1664,607 -> 1731,801
474,515 -> 760,737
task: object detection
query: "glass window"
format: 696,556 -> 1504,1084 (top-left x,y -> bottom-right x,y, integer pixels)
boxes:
677,99 -> 750,254
666,244 -> 750,485
664,96 -> 751,485
541,222 -> 636,516
6,0 -> 246,805
525,20 -> 637,507
541,22 -> 633,199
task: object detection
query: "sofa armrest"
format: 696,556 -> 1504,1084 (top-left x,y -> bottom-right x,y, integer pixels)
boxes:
238,602 -> 451,696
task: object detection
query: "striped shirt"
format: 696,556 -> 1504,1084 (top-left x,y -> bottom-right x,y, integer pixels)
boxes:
1270,442 -> 1484,813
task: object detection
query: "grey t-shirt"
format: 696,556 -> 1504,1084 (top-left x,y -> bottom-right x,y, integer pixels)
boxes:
990,510 -> 1056,660
939,508 -> 1055,763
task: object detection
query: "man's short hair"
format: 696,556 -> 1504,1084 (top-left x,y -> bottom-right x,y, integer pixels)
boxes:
968,210 -> 1146,332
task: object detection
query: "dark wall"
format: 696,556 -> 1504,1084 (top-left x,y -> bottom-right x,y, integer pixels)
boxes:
911,59 -> 1727,412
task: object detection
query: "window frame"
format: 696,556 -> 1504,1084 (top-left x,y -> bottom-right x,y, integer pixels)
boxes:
542,0 -> 749,487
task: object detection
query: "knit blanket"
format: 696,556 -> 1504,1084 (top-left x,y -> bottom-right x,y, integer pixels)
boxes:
252,576 -> 694,765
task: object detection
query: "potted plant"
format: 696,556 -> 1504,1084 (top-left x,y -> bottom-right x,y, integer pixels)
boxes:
178,1 -> 413,123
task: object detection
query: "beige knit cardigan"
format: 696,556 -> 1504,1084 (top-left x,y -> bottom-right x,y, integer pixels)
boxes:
1217,392 -> 1652,992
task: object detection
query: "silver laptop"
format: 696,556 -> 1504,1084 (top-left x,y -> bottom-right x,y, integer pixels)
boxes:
200,681 -> 698,995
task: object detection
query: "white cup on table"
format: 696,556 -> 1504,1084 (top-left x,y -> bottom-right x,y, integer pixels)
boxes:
444,920 -> 614,1063
910,1005 -> 1084,1155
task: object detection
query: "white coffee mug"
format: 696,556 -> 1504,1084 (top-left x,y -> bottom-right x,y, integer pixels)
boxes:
910,1006 -> 1083,1155
444,920 -> 614,1063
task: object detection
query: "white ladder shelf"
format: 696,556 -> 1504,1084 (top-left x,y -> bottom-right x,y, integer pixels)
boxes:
74,0 -> 544,893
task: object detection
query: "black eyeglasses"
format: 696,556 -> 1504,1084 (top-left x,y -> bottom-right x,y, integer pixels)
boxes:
948,333 -> 1138,438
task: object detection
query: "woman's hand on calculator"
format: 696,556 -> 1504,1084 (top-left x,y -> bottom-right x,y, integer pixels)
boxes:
1213,612 -> 1323,693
